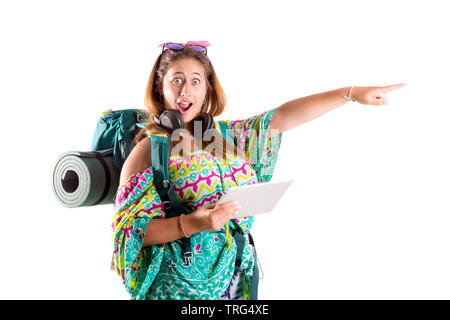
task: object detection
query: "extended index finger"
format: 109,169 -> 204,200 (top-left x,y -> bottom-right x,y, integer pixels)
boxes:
382,83 -> 406,92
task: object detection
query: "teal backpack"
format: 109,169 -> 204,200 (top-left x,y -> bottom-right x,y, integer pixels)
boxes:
91,109 -> 149,173
92,108 -> 259,300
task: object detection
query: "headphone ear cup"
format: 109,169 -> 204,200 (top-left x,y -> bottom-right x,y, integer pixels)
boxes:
157,109 -> 184,133
194,112 -> 215,135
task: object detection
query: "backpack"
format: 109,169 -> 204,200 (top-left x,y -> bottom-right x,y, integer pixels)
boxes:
91,109 -> 149,174
93,108 -> 259,300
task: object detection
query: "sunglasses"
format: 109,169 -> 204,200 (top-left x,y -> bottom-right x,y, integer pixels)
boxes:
158,41 -> 210,55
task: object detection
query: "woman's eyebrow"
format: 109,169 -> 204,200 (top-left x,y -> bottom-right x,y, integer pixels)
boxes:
173,71 -> 202,77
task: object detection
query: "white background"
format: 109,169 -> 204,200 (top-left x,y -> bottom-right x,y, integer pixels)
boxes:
1,0 -> 449,299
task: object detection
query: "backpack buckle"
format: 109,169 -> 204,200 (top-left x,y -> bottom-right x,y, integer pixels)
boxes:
183,251 -> 193,266
162,200 -> 173,211
163,180 -> 170,189
136,110 -> 148,123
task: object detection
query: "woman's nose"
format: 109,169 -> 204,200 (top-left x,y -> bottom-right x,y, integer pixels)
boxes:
180,83 -> 191,97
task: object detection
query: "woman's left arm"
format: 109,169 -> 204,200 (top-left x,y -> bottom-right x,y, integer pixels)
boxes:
270,83 -> 406,133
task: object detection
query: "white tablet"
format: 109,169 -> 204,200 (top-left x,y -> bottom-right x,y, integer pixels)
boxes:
215,179 -> 294,218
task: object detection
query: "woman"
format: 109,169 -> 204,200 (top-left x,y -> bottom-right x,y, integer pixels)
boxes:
112,40 -> 405,300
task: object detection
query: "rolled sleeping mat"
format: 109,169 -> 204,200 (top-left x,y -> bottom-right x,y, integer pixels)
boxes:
52,148 -> 119,208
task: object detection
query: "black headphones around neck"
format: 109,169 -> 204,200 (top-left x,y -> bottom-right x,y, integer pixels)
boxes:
152,109 -> 215,135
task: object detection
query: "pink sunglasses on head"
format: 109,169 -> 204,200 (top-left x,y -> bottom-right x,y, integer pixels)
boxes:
158,40 -> 211,55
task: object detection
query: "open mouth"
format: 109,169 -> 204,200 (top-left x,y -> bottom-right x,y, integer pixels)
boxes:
178,102 -> 192,113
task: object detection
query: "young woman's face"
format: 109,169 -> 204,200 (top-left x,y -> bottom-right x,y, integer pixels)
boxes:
159,57 -> 208,128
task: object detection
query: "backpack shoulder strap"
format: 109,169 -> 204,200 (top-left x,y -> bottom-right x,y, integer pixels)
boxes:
217,121 -> 234,144
231,230 -> 260,300
150,134 -> 185,218
248,232 -> 259,300
150,133 -> 193,265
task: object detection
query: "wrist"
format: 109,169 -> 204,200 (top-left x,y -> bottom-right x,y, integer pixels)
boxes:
343,86 -> 356,102
181,214 -> 199,236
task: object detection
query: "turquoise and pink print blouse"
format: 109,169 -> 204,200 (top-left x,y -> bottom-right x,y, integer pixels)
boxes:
112,108 -> 283,299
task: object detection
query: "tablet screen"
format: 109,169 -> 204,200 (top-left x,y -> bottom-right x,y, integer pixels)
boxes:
216,179 -> 294,218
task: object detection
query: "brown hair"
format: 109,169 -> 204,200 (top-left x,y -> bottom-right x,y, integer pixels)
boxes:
134,47 -> 249,162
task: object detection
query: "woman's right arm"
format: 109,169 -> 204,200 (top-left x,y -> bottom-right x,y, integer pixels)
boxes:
120,137 -> 240,247
143,202 -> 239,246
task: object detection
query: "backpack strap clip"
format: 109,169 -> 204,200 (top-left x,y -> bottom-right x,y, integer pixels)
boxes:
183,251 -> 193,266
162,200 -> 173,211
163,180 -> 170,189
231,229 -> 246,273
182,237 -> 193,266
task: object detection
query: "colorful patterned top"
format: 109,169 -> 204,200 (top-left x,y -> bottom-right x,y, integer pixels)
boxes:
112,107 -> 283,300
